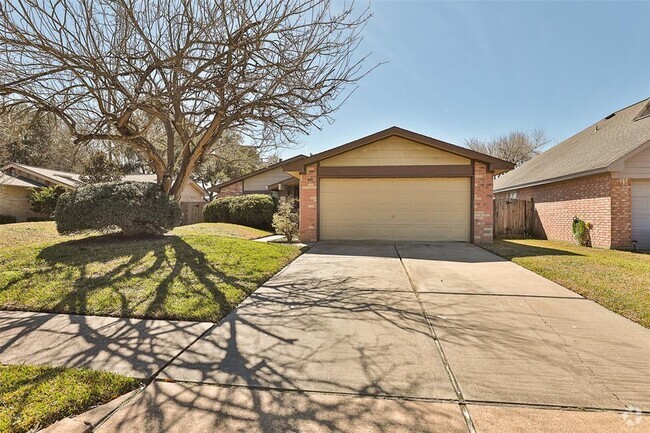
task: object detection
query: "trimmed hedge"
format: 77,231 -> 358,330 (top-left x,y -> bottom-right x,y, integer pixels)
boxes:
55,181 -> 181,236
204,194 -> 277,229
0,214 -> 17,225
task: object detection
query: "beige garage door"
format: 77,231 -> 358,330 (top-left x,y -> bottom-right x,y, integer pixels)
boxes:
320,178 -> 471,241
632,180 -> 650,250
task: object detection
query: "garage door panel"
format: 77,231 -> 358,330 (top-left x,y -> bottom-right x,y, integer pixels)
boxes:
320,178 -> 471,242
632,180 -> 650,249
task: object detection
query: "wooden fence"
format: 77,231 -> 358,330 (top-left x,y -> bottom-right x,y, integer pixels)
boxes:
180,201 -> 205,226
493,197 -> 534,238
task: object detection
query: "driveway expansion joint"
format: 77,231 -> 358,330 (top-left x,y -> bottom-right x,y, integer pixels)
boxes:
394,245 -> 477,433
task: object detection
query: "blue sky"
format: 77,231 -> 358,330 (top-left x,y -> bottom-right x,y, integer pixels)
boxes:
282,0 -> 650,158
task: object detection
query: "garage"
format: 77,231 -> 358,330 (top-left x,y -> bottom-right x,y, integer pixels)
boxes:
632,180 -> 650,249
320,178 -> 471,241
281,127 -> 514,243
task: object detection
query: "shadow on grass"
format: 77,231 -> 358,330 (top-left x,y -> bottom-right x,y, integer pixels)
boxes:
486,239 -> 584,260
33,233 -> 246,321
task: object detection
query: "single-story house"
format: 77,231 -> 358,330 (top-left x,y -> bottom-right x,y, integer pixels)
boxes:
248,126 -> 511,243
209,154 -> 307,198
494,97 -> 650,250
0,162 -> 207,222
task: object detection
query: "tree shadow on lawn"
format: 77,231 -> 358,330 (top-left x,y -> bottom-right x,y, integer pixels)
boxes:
33,234 -> 250,322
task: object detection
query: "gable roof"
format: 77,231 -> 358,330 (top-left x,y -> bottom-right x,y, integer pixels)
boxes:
3,162 -> 81,188
281,126 -> 514,173
494,97 -> 650,192
209,154 -> 307,192
2,162 -> 206,196
0,172 -> 43,187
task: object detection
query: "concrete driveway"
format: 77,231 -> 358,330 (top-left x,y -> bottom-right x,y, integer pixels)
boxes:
96,242 -> 650,433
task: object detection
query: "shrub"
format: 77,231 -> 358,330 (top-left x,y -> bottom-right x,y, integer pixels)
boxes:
203,196 -> 234,223
229,194 -> 277,229
203,194 -> 277,229
55,181 -> 181,236
27,216 -> 51,222
272,197 -> 300,242
572,216 -> 591,247
27,185 -> 66,217
0,214 -> 17,225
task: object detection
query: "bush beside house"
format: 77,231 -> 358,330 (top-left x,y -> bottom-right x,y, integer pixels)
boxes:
27,185 -> 66,217
272,197 -> 300,241
0,215 -> 17,225
56,181 -> 181,236
204,194 -> 277,229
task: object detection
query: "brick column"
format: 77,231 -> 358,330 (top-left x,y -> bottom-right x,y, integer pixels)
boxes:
218,181 -> 243,197
610,177 -> 632,249
299,164 -> 318,242
473,162 -> 494,244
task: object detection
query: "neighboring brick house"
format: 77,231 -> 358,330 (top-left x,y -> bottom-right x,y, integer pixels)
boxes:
278,127 -> 513,243
0,163 -> 207,222
494,97 -> 650,249
208,154 -> 307,198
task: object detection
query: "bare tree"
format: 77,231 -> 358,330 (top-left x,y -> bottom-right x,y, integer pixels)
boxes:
465,129 -> 551,167
0,0 -> 372,200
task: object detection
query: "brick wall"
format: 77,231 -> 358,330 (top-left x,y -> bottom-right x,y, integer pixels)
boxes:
499,173 -> 633,249
218,181 -> 243,197
473,162 -> 494,244
299,164 -> 318,242
610,177 -> 632,248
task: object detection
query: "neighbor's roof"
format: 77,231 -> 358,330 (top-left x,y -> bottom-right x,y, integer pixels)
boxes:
494,97 -> 650,192
209,154 -> 307,192
0,173 -> 43,187
281,126 -> 515,173
2,162 -> 206,195
3,162 -> 81,187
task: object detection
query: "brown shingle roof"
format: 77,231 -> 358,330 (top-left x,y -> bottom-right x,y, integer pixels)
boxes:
494,98 -> 650,192
0,173 -> 43,187
209,154 -> 307,192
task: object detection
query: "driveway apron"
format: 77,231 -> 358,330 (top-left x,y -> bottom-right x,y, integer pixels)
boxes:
90,241 -> 650,432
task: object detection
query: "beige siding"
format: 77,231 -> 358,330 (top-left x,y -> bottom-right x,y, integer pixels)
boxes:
180,183 -> 205,201
320,178 -> 470,241
617,145 -> 650,179
0,185 -> 44,221
320,136 -> 471,167
243,167 -> 293,192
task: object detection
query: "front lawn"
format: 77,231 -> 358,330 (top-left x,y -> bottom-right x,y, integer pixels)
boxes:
0,364 -> 139,433
0,222 -> 299,322
172,222 -> 271,239
483,239 -> 650,328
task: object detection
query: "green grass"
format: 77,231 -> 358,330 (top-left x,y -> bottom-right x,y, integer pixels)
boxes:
483,239 -> 650,328
0,222 -> 300,322
172,222 -> 271,239
0,364 -> 139,433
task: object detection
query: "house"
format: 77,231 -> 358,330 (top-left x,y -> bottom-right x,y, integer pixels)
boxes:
209,154 -> 307,198
0,163 -> 207,222
269,126 -> 513,243
494,97 -> 650,250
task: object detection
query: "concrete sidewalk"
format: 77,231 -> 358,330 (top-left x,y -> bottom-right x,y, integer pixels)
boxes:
0,310 -> 213,378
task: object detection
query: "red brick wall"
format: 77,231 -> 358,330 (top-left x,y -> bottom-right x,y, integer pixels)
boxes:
218,181 -> 243,197
610,177 -> 632,248
473,162 -> 494,244
299,164 -> 318,242
498,173 -> 633,249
